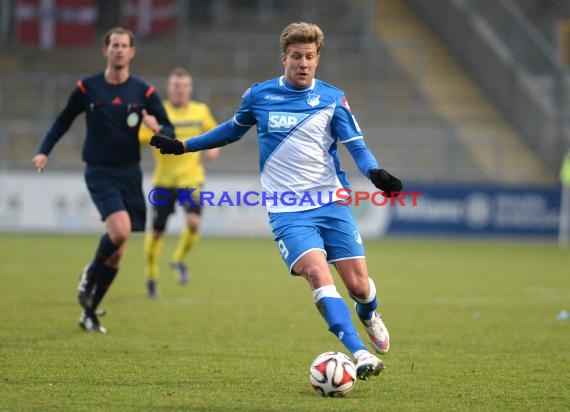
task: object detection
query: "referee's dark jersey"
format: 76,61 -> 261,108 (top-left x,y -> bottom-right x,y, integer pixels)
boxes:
39,72 -> 173,166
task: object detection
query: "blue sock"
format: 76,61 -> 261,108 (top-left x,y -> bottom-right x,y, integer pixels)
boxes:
314,286 -> 367,355
350,278 -> 378,321
354,299 -> 377,321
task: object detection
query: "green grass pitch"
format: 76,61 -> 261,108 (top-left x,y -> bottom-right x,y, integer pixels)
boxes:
0,234 -> 569,411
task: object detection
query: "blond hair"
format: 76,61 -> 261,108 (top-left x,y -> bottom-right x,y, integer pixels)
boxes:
280,22 -> 324,54
169,66 -> 191,78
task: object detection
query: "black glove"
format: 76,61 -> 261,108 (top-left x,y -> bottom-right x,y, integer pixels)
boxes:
150,134 -> 185,155
369,168 -> 403,198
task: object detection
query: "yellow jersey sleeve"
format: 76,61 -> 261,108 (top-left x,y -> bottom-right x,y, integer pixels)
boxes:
139,122 -> 154,145
202,105 -> 217,133
149,100 -> 218,188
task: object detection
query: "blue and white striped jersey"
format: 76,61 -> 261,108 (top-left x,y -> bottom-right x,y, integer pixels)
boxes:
233,76 -> 369,212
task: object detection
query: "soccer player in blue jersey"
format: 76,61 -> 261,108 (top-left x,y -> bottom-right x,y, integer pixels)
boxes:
151,22 -> 402,380
32,27 -> 174,333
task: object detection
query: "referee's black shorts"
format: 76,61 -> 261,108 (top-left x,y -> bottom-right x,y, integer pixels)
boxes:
84,163 -> 146,232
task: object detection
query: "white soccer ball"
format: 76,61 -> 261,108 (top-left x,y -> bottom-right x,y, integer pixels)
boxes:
309,351 -> 357,397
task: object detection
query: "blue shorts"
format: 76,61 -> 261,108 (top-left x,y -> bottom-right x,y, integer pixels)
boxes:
268,202 -> 365,274
84,163 -> 146,232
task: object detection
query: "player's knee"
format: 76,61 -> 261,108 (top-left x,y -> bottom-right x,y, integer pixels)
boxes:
301,264 -> 331,286
346,276 -> 373,299
186,214 -> 201,232
348,283 -> 368,299
109,229 -> 130,245
107,211 -> 131,245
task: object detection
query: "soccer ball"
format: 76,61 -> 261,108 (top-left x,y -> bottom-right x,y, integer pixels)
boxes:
309,351 -> 357,397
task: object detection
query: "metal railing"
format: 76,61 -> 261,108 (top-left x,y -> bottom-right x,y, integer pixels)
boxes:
408,0 -> 569,176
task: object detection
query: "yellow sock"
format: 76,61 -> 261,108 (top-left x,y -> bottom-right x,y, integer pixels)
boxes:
144,233 -> 164,280
171,227 -> 200,263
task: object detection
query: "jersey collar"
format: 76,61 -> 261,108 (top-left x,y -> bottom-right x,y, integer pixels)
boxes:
279,76 -> 316,92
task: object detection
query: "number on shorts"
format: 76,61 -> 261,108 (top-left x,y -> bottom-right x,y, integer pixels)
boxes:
277,239 -> 289,259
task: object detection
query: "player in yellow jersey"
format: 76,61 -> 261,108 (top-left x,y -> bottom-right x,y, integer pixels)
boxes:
140,67 -> 219,298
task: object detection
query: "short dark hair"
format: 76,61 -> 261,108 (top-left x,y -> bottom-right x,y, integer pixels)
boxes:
103,27 -> 135,47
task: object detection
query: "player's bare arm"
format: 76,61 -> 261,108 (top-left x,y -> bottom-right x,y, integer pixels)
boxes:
203,148 -> 220,162
141,109 -> 162,133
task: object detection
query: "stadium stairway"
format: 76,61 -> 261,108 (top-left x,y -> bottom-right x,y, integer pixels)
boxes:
371,0 -> 553,184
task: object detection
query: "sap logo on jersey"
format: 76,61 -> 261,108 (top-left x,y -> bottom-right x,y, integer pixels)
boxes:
268,112 -> 308,132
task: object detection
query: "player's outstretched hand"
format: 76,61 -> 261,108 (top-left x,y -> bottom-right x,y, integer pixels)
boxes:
32,153 -> 48,173
369,168 -> 403,198
150,134 -> 185,155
